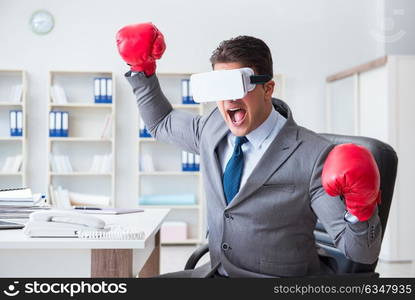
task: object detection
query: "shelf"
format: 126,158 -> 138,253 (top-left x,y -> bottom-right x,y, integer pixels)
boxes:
0,102 -> 23,106
48,70 -> 116,208
50,172 -> 112,176
138,137 -> 156,142
161,239 -> 200,245
139,204 -> 199,210
156,72 -> 192,76
49,103 -> 112,108
50,70 -> 113,75
138,171 -> 200,176
138,72 -> 206,245
0,172 -> 23,176
49,137 -> 112,142
0,137 -> 24,141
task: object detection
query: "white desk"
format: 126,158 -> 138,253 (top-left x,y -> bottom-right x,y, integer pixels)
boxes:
0,208 -> 169,278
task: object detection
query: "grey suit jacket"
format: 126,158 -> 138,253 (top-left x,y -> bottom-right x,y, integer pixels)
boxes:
126,71 -> 382,278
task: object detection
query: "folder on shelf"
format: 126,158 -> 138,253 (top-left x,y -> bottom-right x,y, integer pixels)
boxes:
181,152 -> 199,172
16,110 -> 23,136
139,194 -> 196,206
62,111 -> 69,137
100,78 -> 107,103
181,79 -> 190,104
9,110 -> 17,136
94,78 -> 101,103
188,152 -> 195,171
49,111 -> 56,137
195,154 -> 200,171
106,78 -> 112,103
55,111 -> 62,137
188,80 -> 195,104
139,116 -> 151,138
49,111 -> 69,137
94,77 -> 112,104
182,151 -> 189,171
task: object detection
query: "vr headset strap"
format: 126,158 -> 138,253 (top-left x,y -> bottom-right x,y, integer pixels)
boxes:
250,75 -> 272,84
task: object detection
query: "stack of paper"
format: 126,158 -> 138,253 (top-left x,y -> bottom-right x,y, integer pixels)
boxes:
0,188 -> 49,219
50,84 -> 68,104
89,154 -> 112,173
1,155 -> 23,173
49,154 -> 73,173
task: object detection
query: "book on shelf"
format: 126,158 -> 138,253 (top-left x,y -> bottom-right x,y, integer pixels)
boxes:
9,84 -> 22,103
49,185 -> 111,208
1,155 -> 23,173
89,153 -> 112,173
100,114 -> 112,139
49,154 -> 74,173
50,84 -> 68,104
139,153 -> 155,172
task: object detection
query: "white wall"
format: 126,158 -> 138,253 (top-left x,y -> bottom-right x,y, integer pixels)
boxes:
0,0 -> 383,206
383,0 -> 415,54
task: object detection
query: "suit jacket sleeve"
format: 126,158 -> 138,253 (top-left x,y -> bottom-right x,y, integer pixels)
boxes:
309,144 -> 382,264
125,71 -> 213,154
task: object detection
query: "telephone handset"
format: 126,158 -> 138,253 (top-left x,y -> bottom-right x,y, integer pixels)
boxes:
30,210 -> 105,229
24,210 -> 107,238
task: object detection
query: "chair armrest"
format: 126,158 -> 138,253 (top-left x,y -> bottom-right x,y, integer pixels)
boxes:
184,243 -> 209,270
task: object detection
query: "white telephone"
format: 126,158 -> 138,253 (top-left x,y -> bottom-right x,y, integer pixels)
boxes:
24,210 -> 106,238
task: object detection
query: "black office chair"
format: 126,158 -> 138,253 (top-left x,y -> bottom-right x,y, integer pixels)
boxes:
184,134 -> 398,277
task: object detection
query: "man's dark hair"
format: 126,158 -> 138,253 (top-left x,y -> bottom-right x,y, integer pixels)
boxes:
210,35 -> 273,77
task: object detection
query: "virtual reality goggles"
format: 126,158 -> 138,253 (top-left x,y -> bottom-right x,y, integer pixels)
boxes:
190,67 -> 272,103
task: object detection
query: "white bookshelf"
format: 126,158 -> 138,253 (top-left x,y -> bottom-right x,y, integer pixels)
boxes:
138,72 -> 205,245
47,70 -> 116,207
0,70 -> 27,189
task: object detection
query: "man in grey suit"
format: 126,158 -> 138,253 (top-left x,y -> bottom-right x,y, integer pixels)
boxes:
116,23 -> 382,277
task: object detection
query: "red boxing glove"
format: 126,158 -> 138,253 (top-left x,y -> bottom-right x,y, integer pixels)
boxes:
116,22 -> 166,76
322,143 -> 381,222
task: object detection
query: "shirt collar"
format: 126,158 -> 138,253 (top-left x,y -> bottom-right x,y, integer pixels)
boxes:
230,108 -> 279,150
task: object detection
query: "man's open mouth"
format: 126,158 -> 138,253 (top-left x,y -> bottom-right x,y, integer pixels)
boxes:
227,107 -> 247,126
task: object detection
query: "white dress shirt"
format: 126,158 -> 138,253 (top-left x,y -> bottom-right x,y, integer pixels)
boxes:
218,108 -> 287,191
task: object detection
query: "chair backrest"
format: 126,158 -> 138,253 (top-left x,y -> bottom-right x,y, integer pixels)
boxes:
314,133 -> 398,274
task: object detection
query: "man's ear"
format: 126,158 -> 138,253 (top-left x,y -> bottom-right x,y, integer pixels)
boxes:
263,80 -> 275,101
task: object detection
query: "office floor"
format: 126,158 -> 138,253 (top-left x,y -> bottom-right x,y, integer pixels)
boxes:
160,245 -> 415,277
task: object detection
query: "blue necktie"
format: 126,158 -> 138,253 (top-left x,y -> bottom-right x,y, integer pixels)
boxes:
223,136 -> 248,204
